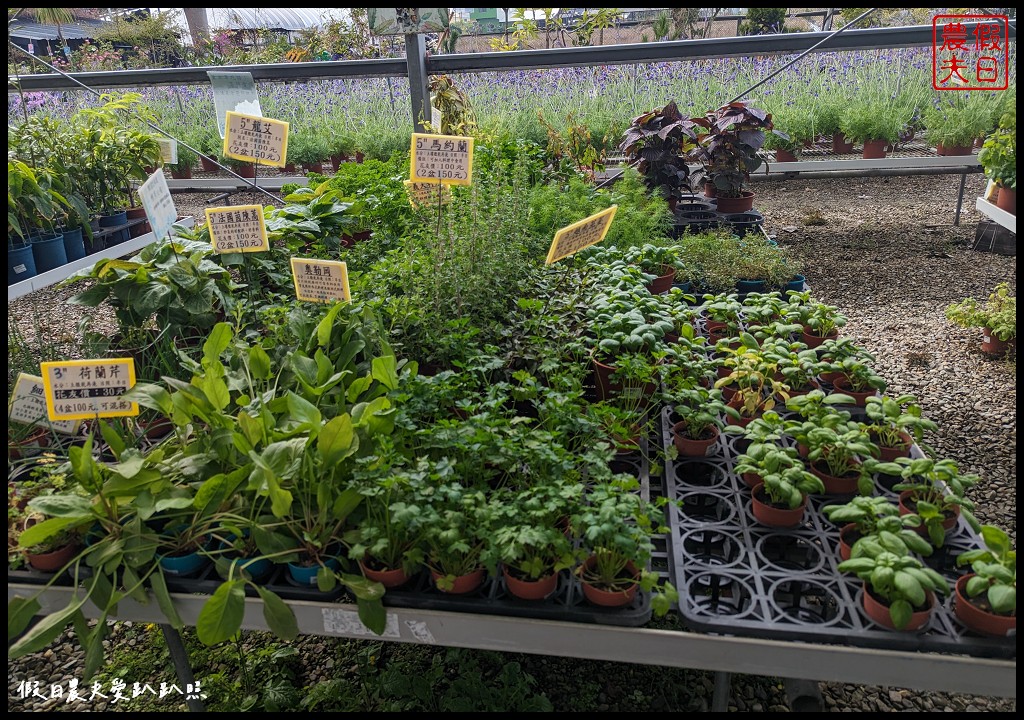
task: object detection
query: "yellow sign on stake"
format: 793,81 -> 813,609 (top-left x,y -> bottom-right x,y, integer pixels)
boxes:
545,205 -> 618,264
410,132 -> 474,185
40,359 -> 139,421
290,258 -> 351,303
404,180 -> 451,208
223,111 -> 289,168
9,373 -> 81,434
205,205 -> 269,253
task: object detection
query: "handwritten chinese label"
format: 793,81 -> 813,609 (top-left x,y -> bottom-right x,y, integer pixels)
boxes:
290,258 -> 351,303
9,374 -> 80,434
410,133 -> 473,185
208,70 -> 262,139
932,15 -> 1009,90
223,112 -> 289,168
205,205 -> 269,253
137,171 -> 178,241
157,137 -> 177,165
41,359 -> 138,421
404,180 -> 451,209
545,206 -> 618,264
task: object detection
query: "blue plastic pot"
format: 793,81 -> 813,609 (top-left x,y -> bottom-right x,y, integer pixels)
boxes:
62,226 -> 87,262
786,274 -> 807,293
736,279 -> 768,294
8,240 -> 37,285
288,556 -> 340,586
99,210 -> 129,245
159,550 -> 209,577
30,231 -> 67,273
672,280 -> 694,295
218,535 -> 273,581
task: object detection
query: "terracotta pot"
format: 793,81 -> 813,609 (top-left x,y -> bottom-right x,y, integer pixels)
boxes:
431,567 -> 485,595
591,356 -> 656,402
936,142 -> 973,156
126,206 -> 150,238
954,574 -> 1016,637
199,155 -> 219,172
980,328 -> 1013,356
831,376 -> 877,406
703,182 -> 717,199
170,166 -> 193,180
26,541 -> 81,572
503,566 -> 558,601
741,471 -> 762,490
796,442 -> 810,458
672,421 -> 720,457
330,154 -> 343,172
775,149 -> 798,162
232,164 -> 257,179
832,132 -> 855,154
751,482 -> 807,528
9,426 -> 51,460
354,151 -> 365,163
578,556 -> 639,608
974,135 -> 986,149
995,186 -> 1015,215
800,327 -> 838,349
139,416 -> 174,440
898,490 -> 960,532
818,370 -> 846,385
714,191 -> 755,214
862,584 -> 935,631
279,162 -> 297,174
302,161 -> 325,174
360,558 -> 412,588
785,379 -> 821,398
725,394 -> 759,428
645,265 -> 676,295
838,523 -> 860,561
862,139 -> 888,159
810,461 -> 861,495
876,431 -> 913,462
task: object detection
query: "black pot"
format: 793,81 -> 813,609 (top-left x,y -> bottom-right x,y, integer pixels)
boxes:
725,212 -> 764,237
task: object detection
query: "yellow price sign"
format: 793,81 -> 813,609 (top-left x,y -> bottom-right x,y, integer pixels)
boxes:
9,373 -> 81,434
206,205 -> 269,253
40,359 -> 138,421
404,180 -> 451,209
290,258 -> 351,303
410,133 -> 473,185
545,206 -> 618,264
223,111 -> 289,168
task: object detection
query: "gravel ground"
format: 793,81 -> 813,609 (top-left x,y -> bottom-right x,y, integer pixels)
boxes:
8,174 -> 1016,712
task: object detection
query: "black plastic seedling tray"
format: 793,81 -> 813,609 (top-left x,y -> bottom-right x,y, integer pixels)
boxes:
659,407 -> 1016,659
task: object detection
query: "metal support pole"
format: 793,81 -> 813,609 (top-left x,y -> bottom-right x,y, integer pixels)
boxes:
955,172 -> 968,226
405,33 -> 430,132
159,624 -> 206,712
711,671 -> 732,712
784,678 -> 825,712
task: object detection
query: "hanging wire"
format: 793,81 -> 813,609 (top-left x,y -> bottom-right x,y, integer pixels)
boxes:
7,40 -> 282,204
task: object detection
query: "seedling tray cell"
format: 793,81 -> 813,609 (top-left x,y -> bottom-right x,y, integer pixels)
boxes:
659,408 -> 1016,659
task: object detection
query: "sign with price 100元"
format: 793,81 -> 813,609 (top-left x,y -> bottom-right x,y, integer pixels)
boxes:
223,112 -> 289,168
40,359 -> 138,421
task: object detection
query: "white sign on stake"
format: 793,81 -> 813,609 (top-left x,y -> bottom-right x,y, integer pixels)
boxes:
208,70 -> 262,139
137,171 -> 178,241
8,373 -> 80,434
157,137 -> 178,165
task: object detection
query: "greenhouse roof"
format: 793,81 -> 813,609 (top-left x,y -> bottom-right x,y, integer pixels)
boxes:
207,9 -> 349,32
8,18 -> 113,41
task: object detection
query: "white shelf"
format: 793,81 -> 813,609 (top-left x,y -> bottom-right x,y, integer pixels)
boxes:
8,217 -> 196,302
976,197 -> 1017,233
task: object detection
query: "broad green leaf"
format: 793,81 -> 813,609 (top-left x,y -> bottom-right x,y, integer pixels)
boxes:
81,611 -> 108,681
316,566 -> 337,592
98,419 -> 127,460
8,596 -> 41,642
150,570 -> 184,630
889,599 -> 912,630
19,516 -> 87,548
112,449 -> 146,479
255,587 -> 299,641
371,355 -> 399,391
356,597 -> 386,635
203,322 -> 233,364
318,414 -> 357,465
26,495 -> 92,518
287,391 -> 322,430
894,571 -> 925,606
121,384 -> 173,417
332,489 -> 364,522
196,579 -> 246,645
980,525 -> 1010,555
9,593 -> 89,657
988,584 -> 1015,614
248,345 -> 272,380
341,573 -> 385,601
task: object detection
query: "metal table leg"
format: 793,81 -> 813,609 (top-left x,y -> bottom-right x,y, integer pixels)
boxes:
954,173 -> 968,226
711,671 -> 732,712
159,625 -> 206,712
784,678 -> 824,711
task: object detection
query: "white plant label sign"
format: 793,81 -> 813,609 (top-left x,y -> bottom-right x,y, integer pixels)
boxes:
138,171 -> 178,241
208,70 -> 262,139
9,373 -> 80,434
157,137 -> 178,165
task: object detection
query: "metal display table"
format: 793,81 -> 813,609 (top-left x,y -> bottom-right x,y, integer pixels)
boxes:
975,197 -> 1017,235
8,583 -> 1016,708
